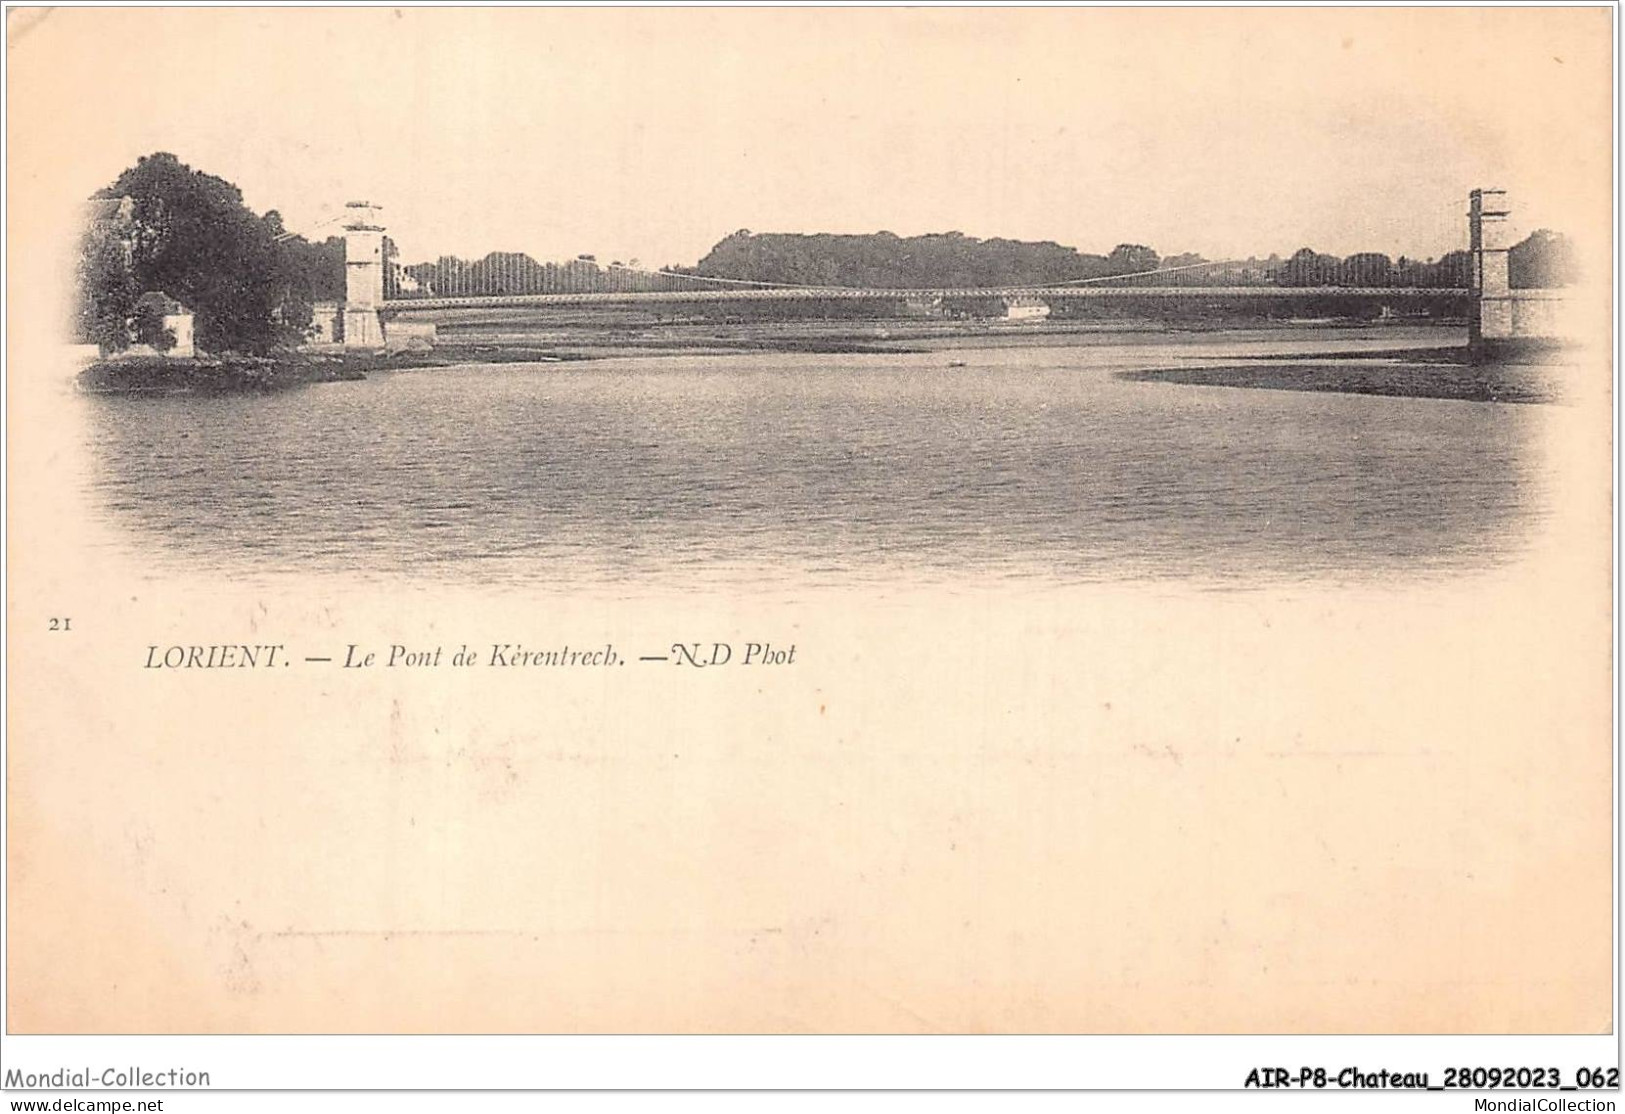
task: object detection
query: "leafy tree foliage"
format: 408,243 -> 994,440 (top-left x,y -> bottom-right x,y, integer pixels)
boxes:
80,152 -> 346,353
693,230 -> 1124,288
685,226 -> 1559,297
73,224 -> 139,352
1105,244 -> 1160,275
1281,248 -> 1341,286
270,221 -> 345,334
95,153 -> 286,352
398,252 -> 614,296
1509,229 -> 1578,288
1339,252 -> 1394,286
1436,251 -> 1472,288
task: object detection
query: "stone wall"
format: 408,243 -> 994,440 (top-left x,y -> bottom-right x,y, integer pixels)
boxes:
1510,291 -> 1566,339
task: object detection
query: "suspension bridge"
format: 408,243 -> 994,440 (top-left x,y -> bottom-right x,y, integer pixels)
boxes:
322,189 -> 1551,351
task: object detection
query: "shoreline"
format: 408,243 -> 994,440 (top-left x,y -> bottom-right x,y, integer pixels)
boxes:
78,322 -> 1562,404
77,352 -> 436,395
1119,361 -> 1563,404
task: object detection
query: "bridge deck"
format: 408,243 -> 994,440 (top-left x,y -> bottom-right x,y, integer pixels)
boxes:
383,286 -> 1470,312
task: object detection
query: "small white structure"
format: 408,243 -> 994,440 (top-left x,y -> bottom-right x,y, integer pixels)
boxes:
307,301 -> 342,346
391,263 -> 423,295
1002,295 -> 1051,322
126,291 -> 195,357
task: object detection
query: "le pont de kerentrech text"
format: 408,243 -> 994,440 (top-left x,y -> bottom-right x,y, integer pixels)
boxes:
142,641 -> 798,670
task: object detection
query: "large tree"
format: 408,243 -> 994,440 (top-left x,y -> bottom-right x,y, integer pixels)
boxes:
73,219 -> 139,352
1282,247 -> 1343,287
1509,229 -> 1579,288
91,152 -> 341,354
1104,244 -> 1160,276
1339,252 -> 1394,287
266,214 -> 345,334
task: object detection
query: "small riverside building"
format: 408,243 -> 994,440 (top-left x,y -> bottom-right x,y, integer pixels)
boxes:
126,291 -> 196,358
307,301 -> 343,346
1002,295 -> 1051,322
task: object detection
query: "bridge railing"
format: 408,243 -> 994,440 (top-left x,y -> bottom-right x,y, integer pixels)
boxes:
383,254 -> 1476,302
1055,255 -> 1472,289
385,254 -> 809,301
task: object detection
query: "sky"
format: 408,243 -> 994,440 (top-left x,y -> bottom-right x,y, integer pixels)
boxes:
9,7 -> 1614,270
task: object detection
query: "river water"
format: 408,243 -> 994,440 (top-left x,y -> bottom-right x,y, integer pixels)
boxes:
80,329 -> 1546,592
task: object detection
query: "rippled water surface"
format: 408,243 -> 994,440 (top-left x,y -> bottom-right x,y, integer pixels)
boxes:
82,334 -> 1545,589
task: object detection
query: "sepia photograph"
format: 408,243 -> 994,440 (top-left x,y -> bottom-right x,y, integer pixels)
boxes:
2,2 -> 1617,1098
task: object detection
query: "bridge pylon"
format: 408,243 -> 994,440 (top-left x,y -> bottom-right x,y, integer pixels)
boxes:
342,201 -> 386,350
1468,188 -> 1513,345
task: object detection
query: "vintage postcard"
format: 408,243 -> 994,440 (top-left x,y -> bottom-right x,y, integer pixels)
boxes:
4,5 -> 1614,1043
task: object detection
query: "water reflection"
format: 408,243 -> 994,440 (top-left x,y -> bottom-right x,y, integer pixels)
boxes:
80,338 -> 1545,590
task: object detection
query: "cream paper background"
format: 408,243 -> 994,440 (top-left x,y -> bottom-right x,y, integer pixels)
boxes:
5,7 -> 1614,1033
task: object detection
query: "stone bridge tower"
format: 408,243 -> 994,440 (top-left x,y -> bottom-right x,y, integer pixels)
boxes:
1468,188 -> 1513,345
342,201 -> 386,349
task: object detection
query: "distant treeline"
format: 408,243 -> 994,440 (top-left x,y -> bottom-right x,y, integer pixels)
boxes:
692,230 -> 1166,288
394,251 -> 655,297
689,229 -> 1578,290
395,228 -> 1579,298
